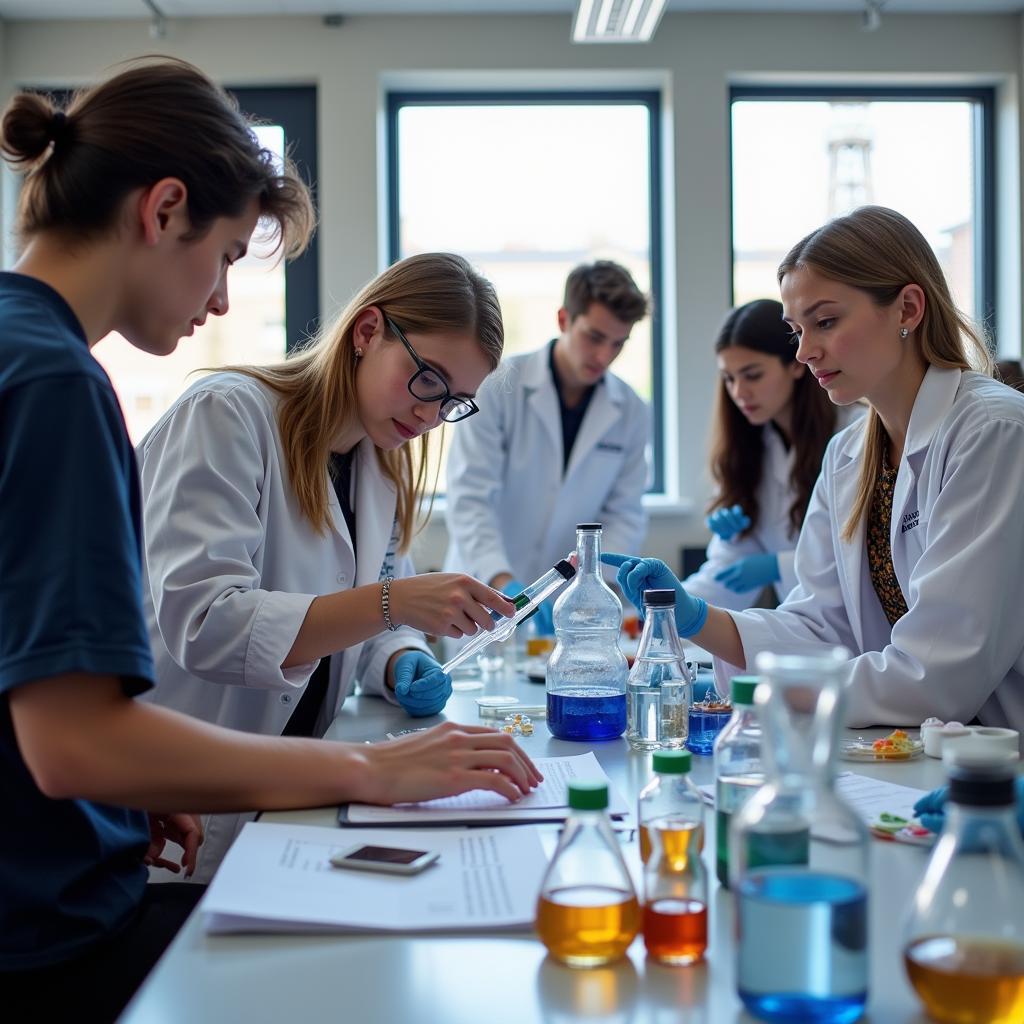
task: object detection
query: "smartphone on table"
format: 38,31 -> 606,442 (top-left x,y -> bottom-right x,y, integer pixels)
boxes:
329,844 -> 439,875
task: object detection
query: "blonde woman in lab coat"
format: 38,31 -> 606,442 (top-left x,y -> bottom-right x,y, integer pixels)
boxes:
684,298 -> 860,609
138,253 -> 525,880
605,206 -> 1024,740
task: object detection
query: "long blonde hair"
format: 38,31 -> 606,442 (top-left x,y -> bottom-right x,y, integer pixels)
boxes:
230,252 -> 503,549
777,206 -> 992,542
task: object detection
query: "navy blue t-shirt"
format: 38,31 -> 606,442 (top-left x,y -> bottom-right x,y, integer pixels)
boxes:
0,272 -> 154,970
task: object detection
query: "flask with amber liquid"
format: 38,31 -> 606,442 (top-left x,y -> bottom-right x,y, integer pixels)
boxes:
641,750 -> 708,965
536,781 -> 640,967
638,748 -> 705,865
903,749 -> 1024,1024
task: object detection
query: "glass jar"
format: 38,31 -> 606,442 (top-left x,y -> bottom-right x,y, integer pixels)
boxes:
626,589 -> 693,751
732,648 -> 868,1024
903,749 -> 1024,1024
536,781 -> 640,967
713,675 -> 763,889
547,524 -> 628,741
638,749 -> 705,864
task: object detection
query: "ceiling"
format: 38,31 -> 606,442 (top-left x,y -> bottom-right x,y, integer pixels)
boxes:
0,1 -> 1021,21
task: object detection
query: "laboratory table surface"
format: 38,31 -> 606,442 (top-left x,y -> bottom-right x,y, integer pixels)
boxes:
119,660 -> 975,1024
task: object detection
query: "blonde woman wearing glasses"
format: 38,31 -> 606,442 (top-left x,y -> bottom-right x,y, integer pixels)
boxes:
137,252 -> 519,882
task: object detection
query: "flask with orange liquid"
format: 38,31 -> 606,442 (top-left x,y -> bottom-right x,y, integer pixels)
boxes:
536,781 -> 640,967
638,749 -> 705,865
903,749 -> 1024,1024
641,750 -> 708,965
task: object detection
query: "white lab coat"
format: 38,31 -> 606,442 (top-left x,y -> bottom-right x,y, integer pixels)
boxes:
685,404 -> 864,609
137,373 -> 430,882
714,365 -> 1024,742
444,344 -> 650,587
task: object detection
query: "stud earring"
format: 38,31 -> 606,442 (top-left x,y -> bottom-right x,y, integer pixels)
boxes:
899,328 -> 909,339
355,349 -> 364,358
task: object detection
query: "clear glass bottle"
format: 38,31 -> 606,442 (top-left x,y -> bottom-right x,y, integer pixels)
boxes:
638,749 -> 705,865
732,648 -> 868,1024
713,675 -> 763,889
903,750 -> 1024,1024
625,589 -> 693,752
546,524 -> 628,741
641,750 -> 708,965
536,781 -> 640,967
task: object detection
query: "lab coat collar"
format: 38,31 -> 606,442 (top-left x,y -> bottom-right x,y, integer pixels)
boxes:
904,364 -> 962,458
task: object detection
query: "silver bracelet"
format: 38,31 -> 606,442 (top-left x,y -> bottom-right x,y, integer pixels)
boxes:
381,575 -> 399,631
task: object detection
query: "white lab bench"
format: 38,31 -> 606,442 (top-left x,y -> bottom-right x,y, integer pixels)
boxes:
119,661 -> 958,1024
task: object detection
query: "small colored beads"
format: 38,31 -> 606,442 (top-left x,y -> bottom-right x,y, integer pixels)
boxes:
502,713 -> 534,737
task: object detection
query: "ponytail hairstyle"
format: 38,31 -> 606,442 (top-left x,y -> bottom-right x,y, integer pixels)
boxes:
0,56 -> 314,257
709,298 -> 837,536
228,253 -> 503,549
778,205 -> 992,542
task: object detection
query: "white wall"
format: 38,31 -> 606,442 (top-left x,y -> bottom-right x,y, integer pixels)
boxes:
3,10 -> 1020,570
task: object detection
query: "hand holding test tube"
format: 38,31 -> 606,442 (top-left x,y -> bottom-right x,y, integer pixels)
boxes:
441,559 -> 576,675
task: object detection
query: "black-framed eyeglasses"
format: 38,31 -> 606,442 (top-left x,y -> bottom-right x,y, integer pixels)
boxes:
383,315 -> 480,423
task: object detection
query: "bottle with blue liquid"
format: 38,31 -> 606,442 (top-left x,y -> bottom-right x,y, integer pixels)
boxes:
731,647 -> 869,1024
546,524 -> 628,741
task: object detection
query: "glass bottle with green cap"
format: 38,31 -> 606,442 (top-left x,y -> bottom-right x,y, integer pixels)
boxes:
713,675 -> 763,888
637,749 -> 705,865
536,780 -> 640,967
642,750 -> 708,964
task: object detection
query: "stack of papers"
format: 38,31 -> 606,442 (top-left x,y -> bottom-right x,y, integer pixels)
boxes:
340,751 -> 629,826
202,823 -> 548,934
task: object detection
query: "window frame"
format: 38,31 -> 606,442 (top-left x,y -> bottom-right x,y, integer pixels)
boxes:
728,84 -> 996,337
385,89 -> 666,493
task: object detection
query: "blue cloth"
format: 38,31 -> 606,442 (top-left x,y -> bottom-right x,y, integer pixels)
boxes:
0,273 -> 153,970
714,552 -> 781,593
393,650 -> 452,717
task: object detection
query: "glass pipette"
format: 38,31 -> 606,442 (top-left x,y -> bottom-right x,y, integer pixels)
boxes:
441,558 -> 576,675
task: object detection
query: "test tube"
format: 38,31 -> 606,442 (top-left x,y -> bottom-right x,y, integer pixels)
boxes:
441,558 -> 576,675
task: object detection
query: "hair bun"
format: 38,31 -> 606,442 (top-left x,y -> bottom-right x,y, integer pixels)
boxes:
1,92 -> 64,168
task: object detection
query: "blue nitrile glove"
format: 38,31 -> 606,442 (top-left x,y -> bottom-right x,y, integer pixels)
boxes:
913,776 -> 1024,836
706,504 -> 752,541
714,552 -> 781,594
533,598 -> 555,637
392,651 -> 452,718
601,553 -> 709,638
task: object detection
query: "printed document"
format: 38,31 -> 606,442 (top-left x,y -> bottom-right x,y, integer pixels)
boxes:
202,822 -> 547,934
343,751 -> 629,826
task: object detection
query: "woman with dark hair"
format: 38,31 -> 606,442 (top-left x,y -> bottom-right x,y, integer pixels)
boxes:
684,299 -> 860,609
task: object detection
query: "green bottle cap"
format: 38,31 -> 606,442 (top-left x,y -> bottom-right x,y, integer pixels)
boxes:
568,781 -> 609,810
652,749 -> 691,774
731,676 -> 759,706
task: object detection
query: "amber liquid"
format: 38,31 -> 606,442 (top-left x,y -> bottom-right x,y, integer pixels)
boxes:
643,898 -> 707,965
639,817 -> 704,865
536,885 -> 641,967
904,935 -> 1024,1024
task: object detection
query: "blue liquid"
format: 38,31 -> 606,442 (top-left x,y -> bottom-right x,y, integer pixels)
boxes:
547,688 -> 627,741
737,871 -> 868,1024
685,707 -> 731,755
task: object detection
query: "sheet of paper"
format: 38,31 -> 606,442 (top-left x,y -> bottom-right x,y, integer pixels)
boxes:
345,751 -> 629,825
699,771 -> 927,835
202,822 -> 547,934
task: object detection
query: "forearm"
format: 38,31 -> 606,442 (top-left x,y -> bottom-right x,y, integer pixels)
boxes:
691,606 -> 746,668
11,673 -> 374,813
282,584 -> 387,668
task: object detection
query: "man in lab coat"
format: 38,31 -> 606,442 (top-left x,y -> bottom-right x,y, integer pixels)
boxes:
444,261 -> 651,630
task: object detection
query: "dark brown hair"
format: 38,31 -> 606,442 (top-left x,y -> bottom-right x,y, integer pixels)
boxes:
708,298 -> 838,536
1,56 -> 314,257
778,206 -> 991,542
563,260 -> 648,325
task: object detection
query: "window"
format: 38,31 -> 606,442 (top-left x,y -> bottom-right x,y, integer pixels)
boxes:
730,86 -> 994,330
387,91 -> 664,493
91,86 -> 319,443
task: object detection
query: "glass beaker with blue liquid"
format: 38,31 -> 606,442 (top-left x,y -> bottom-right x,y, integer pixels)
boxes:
731,647 -> 868,1024
546,524 -> 628,741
